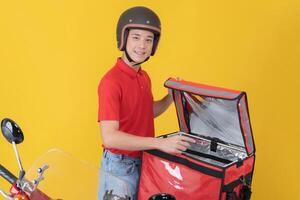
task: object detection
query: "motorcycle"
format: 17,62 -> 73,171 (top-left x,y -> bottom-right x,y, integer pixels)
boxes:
0,118 -> 176,200
0,118 -> 99,199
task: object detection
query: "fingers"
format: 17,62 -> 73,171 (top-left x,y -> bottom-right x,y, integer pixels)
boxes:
173,136 -> 195,153
177,140 -> 191,149
180,135 -> 196,144
176,143 -> 188,152
176,136 -> 196,153
160,135 -> 196,154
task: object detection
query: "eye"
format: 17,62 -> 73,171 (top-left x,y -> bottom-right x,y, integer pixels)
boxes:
146,38 -> 153,43
132,36 -> 139,40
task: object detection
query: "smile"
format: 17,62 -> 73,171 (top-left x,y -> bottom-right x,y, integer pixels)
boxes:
134,51 -> 146,56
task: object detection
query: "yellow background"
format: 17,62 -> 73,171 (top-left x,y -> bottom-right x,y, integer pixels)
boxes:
1,0 -> 300,199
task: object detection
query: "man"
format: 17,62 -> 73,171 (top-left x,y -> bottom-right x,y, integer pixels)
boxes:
98,6 -> 195,200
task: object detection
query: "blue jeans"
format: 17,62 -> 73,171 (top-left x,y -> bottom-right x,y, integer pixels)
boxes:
98,150 -> 141,200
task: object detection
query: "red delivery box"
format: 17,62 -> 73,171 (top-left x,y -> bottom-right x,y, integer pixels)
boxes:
138,78 -> 255,200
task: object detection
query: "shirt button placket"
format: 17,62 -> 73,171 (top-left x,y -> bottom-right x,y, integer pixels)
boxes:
137,73 -> 144,90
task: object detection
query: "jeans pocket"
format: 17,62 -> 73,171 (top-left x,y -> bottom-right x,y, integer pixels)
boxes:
106,157 -> 136,176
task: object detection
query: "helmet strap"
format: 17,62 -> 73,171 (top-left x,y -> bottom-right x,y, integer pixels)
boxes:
124,49 -> 150,66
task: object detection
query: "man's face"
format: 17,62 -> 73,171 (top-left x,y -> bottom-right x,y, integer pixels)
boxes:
125,29 -> 154,63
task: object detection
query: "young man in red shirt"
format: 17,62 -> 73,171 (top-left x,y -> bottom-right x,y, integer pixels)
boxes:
98,6 -> 195,200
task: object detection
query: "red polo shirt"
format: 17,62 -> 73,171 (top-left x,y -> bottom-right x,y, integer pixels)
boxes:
98,58 -> 155,157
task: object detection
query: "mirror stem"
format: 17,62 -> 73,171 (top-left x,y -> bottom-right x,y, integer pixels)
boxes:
12,141 -> 25,178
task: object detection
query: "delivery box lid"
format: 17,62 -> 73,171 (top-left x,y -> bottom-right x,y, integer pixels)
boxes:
165,78 -> 255,155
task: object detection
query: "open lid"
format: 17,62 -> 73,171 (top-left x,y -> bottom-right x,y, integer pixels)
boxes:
165,78 -> 255,155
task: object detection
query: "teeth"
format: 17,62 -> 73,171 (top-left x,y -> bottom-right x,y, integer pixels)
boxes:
135,51 -> 145,55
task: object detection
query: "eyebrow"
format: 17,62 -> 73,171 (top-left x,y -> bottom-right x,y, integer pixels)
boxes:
131,33 -> 154,39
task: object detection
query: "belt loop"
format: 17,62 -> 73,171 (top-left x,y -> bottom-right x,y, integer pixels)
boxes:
103,149 -> 108,158
120,154 -> 124,160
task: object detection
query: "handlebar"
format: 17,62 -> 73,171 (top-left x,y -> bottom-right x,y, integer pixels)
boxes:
0,163 -> 51,200
0,164 -> 17,184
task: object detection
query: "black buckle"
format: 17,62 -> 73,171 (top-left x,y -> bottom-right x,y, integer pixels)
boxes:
236,158 -> 244,167
210,139 -> 218,152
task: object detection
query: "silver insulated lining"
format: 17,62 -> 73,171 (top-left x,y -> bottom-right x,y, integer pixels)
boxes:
183,92 -> 245,148
174,91 -> 249,167
170,132 -> 247,167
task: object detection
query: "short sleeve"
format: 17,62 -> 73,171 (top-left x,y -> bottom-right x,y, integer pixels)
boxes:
98,78 -> 121,121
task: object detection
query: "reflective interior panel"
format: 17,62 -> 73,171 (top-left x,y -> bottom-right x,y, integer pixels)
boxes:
168,132 -> 247,167
183,92 -> 245,148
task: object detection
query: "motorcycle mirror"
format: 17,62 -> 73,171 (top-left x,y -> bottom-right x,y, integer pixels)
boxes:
149,193 -> 176,200
1,118 -> 24,144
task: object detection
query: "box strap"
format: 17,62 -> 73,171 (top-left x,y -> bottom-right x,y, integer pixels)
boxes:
222,173 -> 252,200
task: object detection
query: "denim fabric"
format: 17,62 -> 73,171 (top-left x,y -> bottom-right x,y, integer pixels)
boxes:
98,150 -> 141,200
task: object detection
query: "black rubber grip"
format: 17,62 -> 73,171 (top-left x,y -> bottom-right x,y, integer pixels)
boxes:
0,164 -> 17,184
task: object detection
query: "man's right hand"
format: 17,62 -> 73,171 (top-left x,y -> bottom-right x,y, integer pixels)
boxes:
100,121 -> 196,153
156,135 -> 196,154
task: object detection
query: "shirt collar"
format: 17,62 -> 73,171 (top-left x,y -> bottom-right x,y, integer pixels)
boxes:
116,58 -> 142,78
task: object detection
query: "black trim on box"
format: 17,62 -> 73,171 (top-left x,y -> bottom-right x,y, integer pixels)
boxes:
244,93 -> 256,154
146,149 -> 224,179
222,172 -> 253,192
181,91 -> 191,131
237,95 -> 249,156
171,90 -> 182,132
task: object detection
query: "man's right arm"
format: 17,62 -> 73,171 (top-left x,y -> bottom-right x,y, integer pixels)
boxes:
100,120 -> 195,154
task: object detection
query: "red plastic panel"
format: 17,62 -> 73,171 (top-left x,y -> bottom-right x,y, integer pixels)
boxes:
224,156 -> 255,185
138,152 -> 223,200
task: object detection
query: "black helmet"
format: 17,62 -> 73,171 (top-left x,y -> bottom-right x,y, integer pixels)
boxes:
117,6 -> 161,56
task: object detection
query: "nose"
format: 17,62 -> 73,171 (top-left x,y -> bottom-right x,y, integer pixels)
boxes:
137,39 -> 147,49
